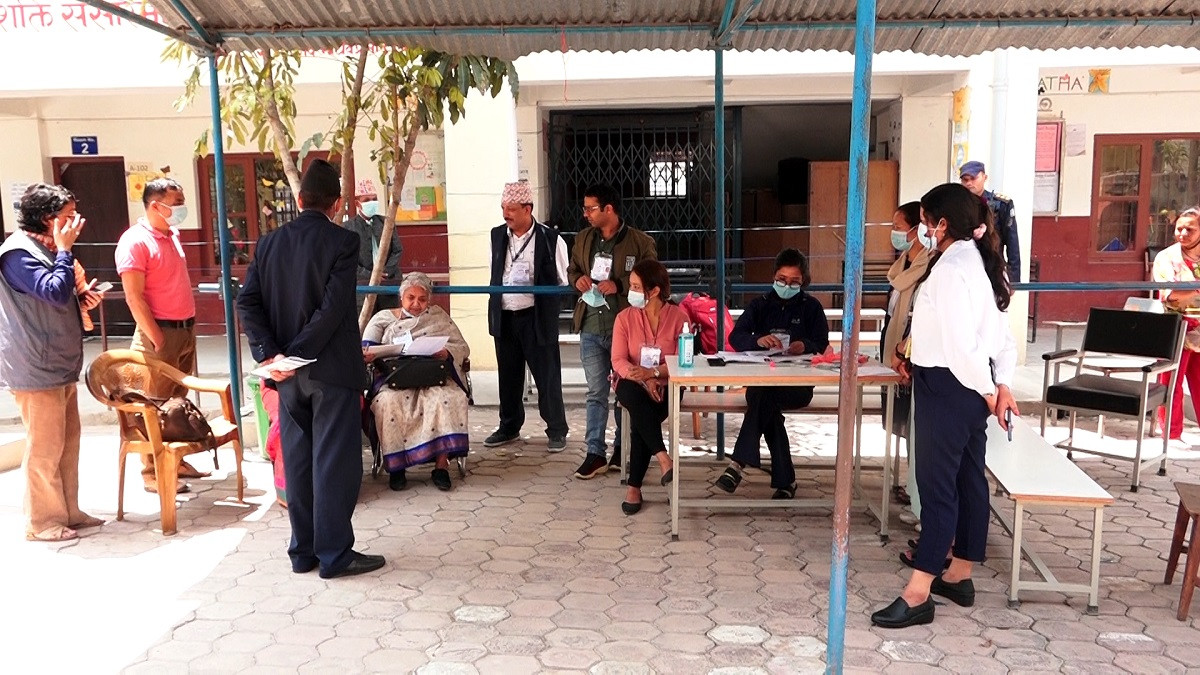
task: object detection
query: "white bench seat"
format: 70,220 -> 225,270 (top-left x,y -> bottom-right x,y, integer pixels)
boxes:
986,415 -> 1113,614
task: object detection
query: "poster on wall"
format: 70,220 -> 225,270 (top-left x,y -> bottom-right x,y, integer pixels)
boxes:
950,86 -> 970,179
1035,121 -> 1061,173
392,131 -> 447,222
1033,172 -> 1059,214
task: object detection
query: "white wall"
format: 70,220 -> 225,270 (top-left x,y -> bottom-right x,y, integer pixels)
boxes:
444,88 -> 517,371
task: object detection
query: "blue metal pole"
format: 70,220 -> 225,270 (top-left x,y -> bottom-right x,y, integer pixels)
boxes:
827,0 -> 876,672
714,48 -> 727,459
207,56 -> 243,428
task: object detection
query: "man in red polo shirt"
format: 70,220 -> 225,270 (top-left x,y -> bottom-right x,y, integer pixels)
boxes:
115,177 -> 203,493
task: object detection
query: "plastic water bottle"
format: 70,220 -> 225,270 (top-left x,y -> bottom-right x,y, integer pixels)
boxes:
678,322 -> 695,369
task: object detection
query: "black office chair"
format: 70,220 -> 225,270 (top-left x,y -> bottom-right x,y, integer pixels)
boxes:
1040,308 -> 1185,491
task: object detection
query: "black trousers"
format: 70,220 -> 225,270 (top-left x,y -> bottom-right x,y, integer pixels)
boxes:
277,370 -> 364,574
615,379 -> 673,488
731,385 -> 814,489
912,365 -> 990,574
495,309 -> 569,438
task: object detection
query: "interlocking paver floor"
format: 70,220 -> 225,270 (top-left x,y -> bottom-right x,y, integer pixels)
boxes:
5,403 -> 1200,673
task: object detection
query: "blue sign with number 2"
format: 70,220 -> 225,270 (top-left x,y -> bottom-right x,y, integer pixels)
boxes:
71,136 -> 97,155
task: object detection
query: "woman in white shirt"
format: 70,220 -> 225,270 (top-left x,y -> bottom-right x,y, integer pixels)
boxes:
871,183 -> 1019,629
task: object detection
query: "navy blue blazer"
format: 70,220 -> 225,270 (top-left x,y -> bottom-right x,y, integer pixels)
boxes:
237,209 -> 369,391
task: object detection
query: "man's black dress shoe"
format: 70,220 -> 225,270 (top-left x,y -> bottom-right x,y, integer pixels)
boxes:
292,557 -> 319,574
319,551 -> 386,579
871,597 -> 935,628
930,576 -> 975,607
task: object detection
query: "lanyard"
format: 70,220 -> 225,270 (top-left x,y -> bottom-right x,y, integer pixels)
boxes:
508,230 -> 534,263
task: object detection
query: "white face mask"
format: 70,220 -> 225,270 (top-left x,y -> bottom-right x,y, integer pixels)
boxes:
627,290 -> 646,308
890,229 -> 912,252
360,200 -> 380,219
161,203 -> 188,227
917,222 -> 937,250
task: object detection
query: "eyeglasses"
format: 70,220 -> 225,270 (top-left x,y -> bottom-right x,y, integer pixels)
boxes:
773,279 -> 803,289
581,205 -> 601,214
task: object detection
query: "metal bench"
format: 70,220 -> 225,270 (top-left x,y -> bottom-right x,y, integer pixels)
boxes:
986,415 -> 1113,614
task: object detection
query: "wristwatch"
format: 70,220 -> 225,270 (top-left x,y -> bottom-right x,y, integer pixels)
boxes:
652,366 -> 661,378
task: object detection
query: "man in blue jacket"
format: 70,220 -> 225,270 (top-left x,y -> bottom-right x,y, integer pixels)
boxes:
714,248 -> 830,499
238,159 -> 383,579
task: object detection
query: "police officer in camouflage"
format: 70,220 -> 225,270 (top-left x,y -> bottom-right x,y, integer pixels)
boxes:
960,160 -> 1021,283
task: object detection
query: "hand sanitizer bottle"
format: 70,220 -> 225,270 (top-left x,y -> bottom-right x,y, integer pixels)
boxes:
678,322 -> 695,368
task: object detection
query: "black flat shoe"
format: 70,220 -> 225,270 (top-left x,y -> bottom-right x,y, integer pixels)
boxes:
319,551 -> 386,579
715,467 -> 742,493
388,470 -> 407,491
871,597 -> 935,628
908,538 -> 920,550
431,468 -> 452,491
621,501 -> 642,515
771,483 -> 797,500
292,556 -> 318,574
660,468 -> 674,486
930,576 -> 975,607
900,550 -> 951,570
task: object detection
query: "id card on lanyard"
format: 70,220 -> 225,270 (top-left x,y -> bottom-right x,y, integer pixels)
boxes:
506,232 -> 535,286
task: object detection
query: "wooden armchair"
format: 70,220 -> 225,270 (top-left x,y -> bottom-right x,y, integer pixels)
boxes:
85,349 -> 244,535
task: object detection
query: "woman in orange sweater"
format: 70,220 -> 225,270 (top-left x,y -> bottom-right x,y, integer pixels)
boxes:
611,259 -> 689,514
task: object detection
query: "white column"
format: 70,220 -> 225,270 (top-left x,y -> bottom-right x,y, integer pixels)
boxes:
444,88 -> 517,373
992,50 -> 1040,362
0,109 -> 48,234
897,95 -> 953,202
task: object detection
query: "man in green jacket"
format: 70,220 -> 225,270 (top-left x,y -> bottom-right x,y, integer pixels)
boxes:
568,184 -> 658,479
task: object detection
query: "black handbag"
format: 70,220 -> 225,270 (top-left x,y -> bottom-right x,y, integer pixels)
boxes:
373,356 -> 449,390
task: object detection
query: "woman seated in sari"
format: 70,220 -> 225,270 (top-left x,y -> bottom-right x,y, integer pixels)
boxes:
362,272 -> 470,492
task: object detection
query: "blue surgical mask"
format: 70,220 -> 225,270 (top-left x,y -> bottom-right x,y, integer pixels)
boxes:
360,201 -> 380,219
917,223 -> 936,250
628,290 -> 646,308
890,229 -> 912,252
162,204 -> 188,227
773,281 -> 801,300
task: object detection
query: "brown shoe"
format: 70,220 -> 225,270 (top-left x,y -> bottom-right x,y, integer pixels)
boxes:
144,476 -> 191,494
176,461 -> 211,479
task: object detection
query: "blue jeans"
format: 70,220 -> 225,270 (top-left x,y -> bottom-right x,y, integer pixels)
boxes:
580,331 -> 622,459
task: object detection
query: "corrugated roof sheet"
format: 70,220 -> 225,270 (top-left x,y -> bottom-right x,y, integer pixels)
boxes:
148,0 -> 1200,58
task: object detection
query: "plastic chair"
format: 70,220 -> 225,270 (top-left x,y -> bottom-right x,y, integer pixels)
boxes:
85,349 -> 245,535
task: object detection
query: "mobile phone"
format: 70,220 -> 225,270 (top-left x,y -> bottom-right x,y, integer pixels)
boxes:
1005,408 -> 1013,442
707,357 -> 726,367
94,281 -> 114,293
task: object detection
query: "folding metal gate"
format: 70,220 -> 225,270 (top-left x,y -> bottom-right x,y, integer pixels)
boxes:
546,108 -> 741,263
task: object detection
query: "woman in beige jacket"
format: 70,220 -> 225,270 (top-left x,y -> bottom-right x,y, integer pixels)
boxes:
882,201 -> 933,533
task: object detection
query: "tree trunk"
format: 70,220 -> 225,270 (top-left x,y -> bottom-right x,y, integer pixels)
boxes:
338,44 -> 370,225
262,49 -> 303,200
358,117 -> 420,331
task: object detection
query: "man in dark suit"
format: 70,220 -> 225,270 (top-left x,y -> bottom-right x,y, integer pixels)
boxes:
237,159 -> 384,580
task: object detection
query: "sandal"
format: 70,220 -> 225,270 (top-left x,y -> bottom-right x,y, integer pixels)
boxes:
70,515 -> 105,529
715,467 -> 743,493
771,483 -> 797,500
892,485 -> 911,506
176,461 -> 211,479
26,526 -> 78,542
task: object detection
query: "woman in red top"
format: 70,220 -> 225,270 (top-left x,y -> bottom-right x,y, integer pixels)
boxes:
611,260 -> 689,514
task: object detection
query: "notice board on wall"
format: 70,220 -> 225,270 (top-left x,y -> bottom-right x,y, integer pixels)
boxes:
1033,120 -> 1063,214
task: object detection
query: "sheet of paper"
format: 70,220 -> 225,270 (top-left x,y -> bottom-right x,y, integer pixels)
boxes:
250,356 -> 316,379
366,344 -> 407,358
715,351 -> 769,364
403,336 -> 449,356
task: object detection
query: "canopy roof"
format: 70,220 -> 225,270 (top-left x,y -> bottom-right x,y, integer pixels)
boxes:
147,1 -> 1200,59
